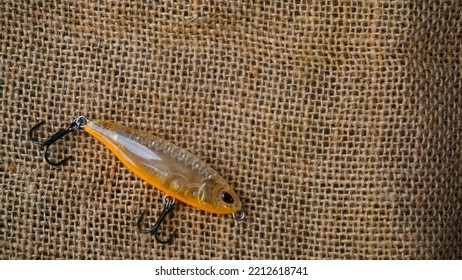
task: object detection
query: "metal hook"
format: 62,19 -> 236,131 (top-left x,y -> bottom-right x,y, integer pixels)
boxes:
28,116 -> 88,166
137,196 -> 177,244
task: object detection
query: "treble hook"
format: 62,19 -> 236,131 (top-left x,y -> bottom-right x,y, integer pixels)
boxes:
28,115 -> 88,166
137,196 -> 177,244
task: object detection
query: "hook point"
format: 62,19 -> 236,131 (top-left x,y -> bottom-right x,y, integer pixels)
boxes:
28,120 -> 46,144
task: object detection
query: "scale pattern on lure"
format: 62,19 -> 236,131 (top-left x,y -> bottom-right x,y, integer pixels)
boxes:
29,115 -> 245,243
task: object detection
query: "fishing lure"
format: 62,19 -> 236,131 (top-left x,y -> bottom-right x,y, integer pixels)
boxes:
29,115 -> 245,243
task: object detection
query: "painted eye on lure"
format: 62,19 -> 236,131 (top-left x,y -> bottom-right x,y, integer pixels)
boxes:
28,115 -> 246,244
221,192 -> 234,204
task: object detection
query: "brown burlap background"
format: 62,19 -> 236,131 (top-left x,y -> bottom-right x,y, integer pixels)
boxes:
1,0 -> 461,260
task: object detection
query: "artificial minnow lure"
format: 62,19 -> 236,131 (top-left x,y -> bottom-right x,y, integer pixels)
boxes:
29,115 -> 245,243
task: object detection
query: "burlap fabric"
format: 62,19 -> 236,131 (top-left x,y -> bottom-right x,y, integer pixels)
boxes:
1,0 -> 461,260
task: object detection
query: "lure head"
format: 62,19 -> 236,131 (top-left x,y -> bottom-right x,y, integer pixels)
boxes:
198,175 -> 242,215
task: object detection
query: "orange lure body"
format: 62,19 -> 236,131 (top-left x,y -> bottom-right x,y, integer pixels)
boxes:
84,120 -> 242,215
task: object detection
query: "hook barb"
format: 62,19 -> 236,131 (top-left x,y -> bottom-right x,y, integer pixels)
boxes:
137,196 -> 177,244
29,120 -> 47,144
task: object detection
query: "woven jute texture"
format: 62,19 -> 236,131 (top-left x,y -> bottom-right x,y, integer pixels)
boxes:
1,0 -> 461,260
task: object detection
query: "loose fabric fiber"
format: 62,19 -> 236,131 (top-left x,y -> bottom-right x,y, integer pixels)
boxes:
1,0 -> 461,259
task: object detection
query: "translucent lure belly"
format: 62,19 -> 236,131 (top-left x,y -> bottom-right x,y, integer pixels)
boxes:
84,120 -> 242,215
